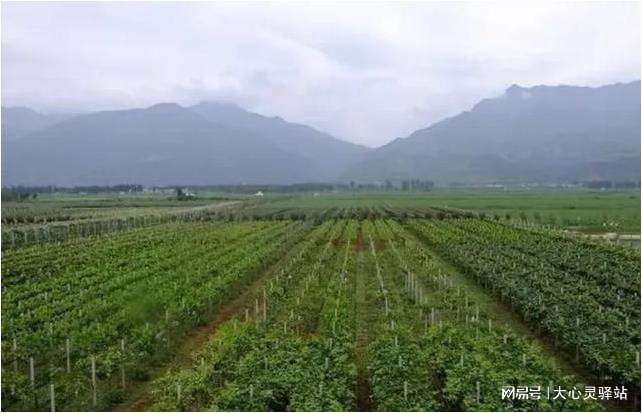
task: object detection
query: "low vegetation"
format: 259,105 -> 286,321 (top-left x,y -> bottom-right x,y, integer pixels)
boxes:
0,191 -> 639,411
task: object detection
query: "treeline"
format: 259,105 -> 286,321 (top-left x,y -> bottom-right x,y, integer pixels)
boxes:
579,180 -> 640,189
178,181 -> 435,193
1,187 -> 39,201
7,179 -> 635,197
184,183 -> 336,193
341,179 -> 435,191
2,184 -> 144,199
2,181 -> 435,197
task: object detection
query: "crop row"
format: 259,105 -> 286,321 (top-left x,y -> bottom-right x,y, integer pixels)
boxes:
362,219 -> 603,411
151,219 -> 359,411
2,217 -> 631,411
407,218 -> 640,387
1,220 -> 310,410
1,202 -> 240,251
146,219 -> 608,411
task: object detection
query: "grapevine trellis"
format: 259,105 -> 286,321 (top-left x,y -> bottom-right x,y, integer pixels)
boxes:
1,217 -> 637,411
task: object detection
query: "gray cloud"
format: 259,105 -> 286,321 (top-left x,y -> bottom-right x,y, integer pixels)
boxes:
2,1 -> 639,147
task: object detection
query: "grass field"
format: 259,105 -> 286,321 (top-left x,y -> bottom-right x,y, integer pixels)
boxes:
260,189 -> 640,233
3,188 -> 639,233
1,194 -> 238,226
1,189 -> 639,411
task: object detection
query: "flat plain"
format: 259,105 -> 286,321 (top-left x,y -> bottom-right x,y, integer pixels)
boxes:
1,188 -> 639,411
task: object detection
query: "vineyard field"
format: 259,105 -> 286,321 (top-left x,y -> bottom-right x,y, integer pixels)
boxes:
1,199 -> 639,411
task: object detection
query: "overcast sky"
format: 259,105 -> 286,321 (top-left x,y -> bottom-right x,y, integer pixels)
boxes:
2,1 -> 640,147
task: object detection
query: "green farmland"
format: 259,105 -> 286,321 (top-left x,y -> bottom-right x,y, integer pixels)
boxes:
1,189 -> 639,411
258,189 -> 640,234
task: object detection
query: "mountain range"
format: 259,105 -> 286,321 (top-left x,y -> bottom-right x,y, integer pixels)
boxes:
2,80 -> 640,186
1,107 -> 74,142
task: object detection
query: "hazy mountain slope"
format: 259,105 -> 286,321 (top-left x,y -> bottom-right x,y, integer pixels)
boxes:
2,103 -> 318,186
1,107 -> 74,141
2,81 -> 638,186
190,102 -> 369,180
2,102 -> 369,186
342,80 -> 641,184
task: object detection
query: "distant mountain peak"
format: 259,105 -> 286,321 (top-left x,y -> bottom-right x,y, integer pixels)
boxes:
343,80 -> 640,184
146,102 -> 183,111
5,80 -> 636,186
3,98 -> 368,185
506,84 -> 523,92
504,84 -> 533,100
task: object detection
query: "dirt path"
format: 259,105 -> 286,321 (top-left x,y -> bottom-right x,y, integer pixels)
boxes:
354,225 -> 374,411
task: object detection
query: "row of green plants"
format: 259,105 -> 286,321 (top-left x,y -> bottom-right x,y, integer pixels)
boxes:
2,222 -> 292,338
364,219 -> 602,411
1,220 -> 310,410
356,220 -> 440,411
2,206 -> 79,225
3,217 -> 629,411
151,220 -> 359,411
1,202 -> 499,251
407,218 -> 640,388
1,202 -> 240,251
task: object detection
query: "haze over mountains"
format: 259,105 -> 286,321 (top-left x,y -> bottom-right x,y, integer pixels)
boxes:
2,80 -> 640,186
345,80 -> 641,184
1,107 -> 74,142
2,102 -> 367,186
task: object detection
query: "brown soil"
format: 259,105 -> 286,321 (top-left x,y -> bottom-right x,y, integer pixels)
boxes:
354,225 -> 374,411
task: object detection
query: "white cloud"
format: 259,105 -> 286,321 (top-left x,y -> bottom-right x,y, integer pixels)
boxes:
2,1 -> 639,146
